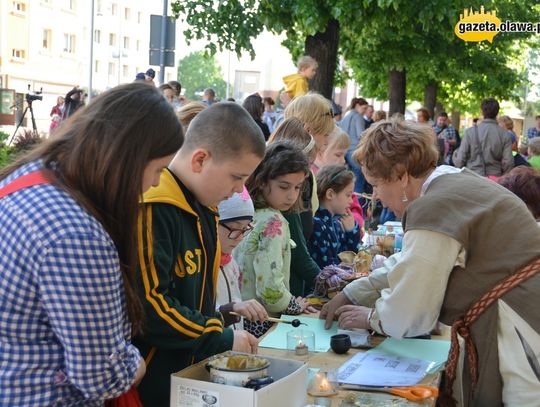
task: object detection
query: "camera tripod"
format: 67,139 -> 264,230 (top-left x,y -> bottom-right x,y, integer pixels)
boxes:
9,100 -> 38,146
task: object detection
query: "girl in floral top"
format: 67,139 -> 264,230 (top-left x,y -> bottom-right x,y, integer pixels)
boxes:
234,142 -> 316,337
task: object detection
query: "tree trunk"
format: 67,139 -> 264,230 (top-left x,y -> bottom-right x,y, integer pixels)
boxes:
451,110 -> 460,131
388,69 -> 406,117
434,102 -> 444,118
304,18 -> 340,100
424,82 -> 437,120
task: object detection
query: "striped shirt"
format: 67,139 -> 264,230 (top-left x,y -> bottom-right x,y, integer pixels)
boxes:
0,161 -> 141,406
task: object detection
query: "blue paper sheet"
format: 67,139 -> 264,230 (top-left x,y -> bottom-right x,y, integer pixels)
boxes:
259,315 -> 338,352
367,337 -> 451,373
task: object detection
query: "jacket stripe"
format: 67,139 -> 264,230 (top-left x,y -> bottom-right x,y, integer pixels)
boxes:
137,206 -> 223,338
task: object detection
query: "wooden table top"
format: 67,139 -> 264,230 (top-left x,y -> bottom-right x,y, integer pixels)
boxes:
258,320 -> 449,407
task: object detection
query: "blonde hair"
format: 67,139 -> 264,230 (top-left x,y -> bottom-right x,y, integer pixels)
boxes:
327,126 -> 350,151
529,137 -> 540,156
268,117 -> 317,160
298,55 -> 318,71
373,110 -> 387,122
284,93 -> 334,139
497,115 -> 514,131
177,101 -> 207,132
353,118 -> 438,181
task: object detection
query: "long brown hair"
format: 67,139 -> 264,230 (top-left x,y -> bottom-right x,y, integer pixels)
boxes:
0,82 -> 183,333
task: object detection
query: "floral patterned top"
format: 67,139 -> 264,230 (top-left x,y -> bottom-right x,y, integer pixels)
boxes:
234,208 -> 298,315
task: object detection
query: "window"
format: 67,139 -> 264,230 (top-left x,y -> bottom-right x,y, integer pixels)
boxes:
123,65 -> 129,78
109,33 -> 116,46
12,1 -> 26,14
123,36 -> 129,49
12,49 -> 26,59
124,7 -> 130,20
42,29 -> 52,50
137,11 -> 141,24
94,60 -> 100,73
111,3 -> 117,15
108,62 -> 116,76
96,0 -> 102,13
63,33 -> 76,53
94,29 -> 101,44
136,40 -> 140,51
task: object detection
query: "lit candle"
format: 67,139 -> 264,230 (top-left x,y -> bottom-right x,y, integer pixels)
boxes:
295,340 -> 308,355
319,378 -> 330,392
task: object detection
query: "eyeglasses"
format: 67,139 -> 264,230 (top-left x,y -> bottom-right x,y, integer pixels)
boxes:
220,222 -> 254,239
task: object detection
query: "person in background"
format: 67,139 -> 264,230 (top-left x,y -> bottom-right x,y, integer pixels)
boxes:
373,110 -> 387,123
262,96 -> 276,133
527,137 -> 540,171
202,88 -> 216,106
454,98 -> 513,176
168,80 -> 185,109
332,101 -> 343,122
216,189 -> 268,330
497,115 -> 518,150
364,105 -> 375,128
158,83 -> 176,105
283,55 -> 318,99
243,94 -> 271,140
322,118 -> 540,407
274,90 -> 292,129
416,107 -> 430,124
49,96 -> 64,134
176,101 -> 207,134
525,114 -> 540,143
134,72 -> 146,81
235,142 -> 316,338
144,68 -> 156,85
134,102 -> 265,407
497,166 -> 540,225
62,86 -> 85,120
433,112 -> 459,164
0,82 -> 183,405
308,165 -> 360,269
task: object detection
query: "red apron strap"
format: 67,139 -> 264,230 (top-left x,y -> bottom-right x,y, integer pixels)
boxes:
0,170 -> 53,199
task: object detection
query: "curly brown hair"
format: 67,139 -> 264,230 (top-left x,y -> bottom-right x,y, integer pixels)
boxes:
352,118 -> 438,181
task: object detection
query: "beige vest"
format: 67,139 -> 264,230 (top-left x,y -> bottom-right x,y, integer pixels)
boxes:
403,169 -> 540,407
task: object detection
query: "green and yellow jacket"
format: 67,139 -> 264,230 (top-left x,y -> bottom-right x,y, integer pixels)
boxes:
134,169 -> 234,407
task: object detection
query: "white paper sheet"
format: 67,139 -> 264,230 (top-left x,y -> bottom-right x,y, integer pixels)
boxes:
337,351 -> 434,387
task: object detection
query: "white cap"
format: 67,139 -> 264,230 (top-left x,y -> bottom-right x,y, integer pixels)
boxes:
218,187 -> 255,222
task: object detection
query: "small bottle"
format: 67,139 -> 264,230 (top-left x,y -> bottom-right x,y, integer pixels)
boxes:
394,232 -> 403,253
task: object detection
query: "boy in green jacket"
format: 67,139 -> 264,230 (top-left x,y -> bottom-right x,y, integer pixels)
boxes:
134,102 -> 266,406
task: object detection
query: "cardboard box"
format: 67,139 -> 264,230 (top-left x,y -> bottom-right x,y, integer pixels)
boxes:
170,353 -> 307,407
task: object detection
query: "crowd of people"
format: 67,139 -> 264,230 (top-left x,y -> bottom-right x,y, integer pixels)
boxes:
4,55 -> 539,407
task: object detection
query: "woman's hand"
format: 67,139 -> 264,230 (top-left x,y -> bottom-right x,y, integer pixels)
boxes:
232,330 -> 259,354
232,299 -> 268,322
339,208 -> 356,232
132,358 -> 146,386
320,292 -> 352,329
335,305 -> 372,330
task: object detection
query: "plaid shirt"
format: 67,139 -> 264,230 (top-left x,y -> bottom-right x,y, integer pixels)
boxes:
433,124 -> 457,141
0,161 -> 141,406
526,127 -> 539,140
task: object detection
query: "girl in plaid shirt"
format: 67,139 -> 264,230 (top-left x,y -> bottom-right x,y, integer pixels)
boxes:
0,83 -> 183,406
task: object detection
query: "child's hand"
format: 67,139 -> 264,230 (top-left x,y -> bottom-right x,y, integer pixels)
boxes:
296,296 -> 317,314
232,299 -> 268,322
339,208 -> 356,232
232,330 -> 259,354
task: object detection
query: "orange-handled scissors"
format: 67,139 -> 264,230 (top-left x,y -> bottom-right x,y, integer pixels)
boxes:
340,384 -> 439,402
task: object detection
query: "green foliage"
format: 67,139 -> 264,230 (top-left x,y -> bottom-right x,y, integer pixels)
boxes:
0,131 -> 15,169
177,51 -> 230,100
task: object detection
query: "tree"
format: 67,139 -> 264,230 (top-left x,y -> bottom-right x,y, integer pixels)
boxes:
172,0 -> 360,99
177,51 -> 230,100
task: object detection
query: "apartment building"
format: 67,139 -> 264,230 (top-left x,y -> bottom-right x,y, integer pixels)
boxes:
0,0 -> 177,132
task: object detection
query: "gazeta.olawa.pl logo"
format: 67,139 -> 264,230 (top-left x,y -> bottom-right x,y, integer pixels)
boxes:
455,6 -> 540,43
